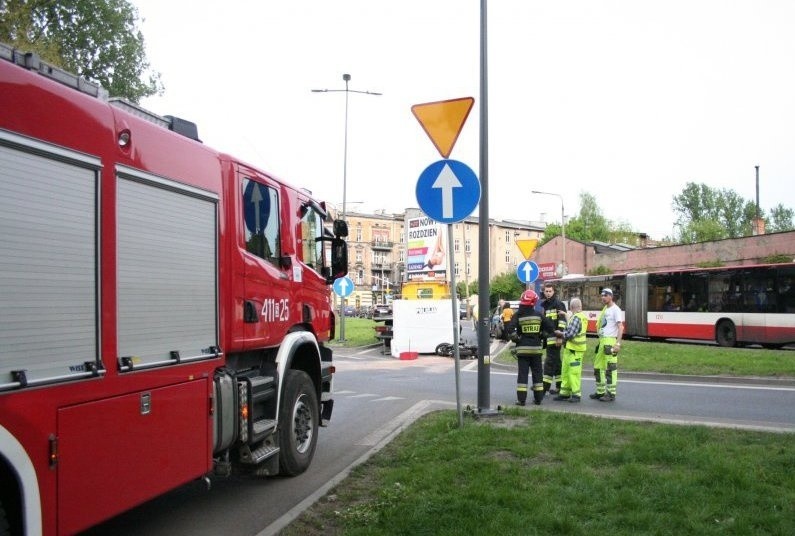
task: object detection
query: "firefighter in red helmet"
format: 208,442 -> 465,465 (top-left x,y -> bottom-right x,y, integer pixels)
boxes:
506,289 -> 553,405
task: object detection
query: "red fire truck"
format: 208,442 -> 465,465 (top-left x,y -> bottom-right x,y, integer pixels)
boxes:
0,43 -> 348,535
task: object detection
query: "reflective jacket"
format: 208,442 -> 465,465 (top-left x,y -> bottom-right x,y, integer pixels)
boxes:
563,312 -> 588,352
542,296 -> 567,345
508,305 -> 550,356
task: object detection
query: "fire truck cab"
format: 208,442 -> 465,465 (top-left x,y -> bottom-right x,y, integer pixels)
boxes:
0,43 -> 347,535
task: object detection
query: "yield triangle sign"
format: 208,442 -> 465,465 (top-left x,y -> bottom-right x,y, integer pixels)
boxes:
516,238 -> 539,260
411,97 -> 475,158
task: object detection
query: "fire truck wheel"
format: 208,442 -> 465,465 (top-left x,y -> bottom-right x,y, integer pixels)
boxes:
278,369 -> 319,476
0,498 -> 9,536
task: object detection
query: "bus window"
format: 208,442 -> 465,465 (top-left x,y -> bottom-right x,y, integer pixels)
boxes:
648,272 -> 682,311
707,272 -> 731,312
561,284 -> 581,306
681,271 -> 710,311
778,266 -> 795,313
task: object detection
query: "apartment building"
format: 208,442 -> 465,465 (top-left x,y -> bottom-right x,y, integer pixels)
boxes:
335,207 -> 545,309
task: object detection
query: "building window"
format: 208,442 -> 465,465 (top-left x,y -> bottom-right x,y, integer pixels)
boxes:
356,269 -> 363,284
505,231 -> 511,243
465,239 -> 471,253
356,251 -> 362,263
356,224 -> 362,242
454,239 -> 460,253
505,250 -> 511,263
454,261 -> 460,276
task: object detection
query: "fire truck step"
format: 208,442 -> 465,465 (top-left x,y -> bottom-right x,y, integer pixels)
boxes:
249,375 -> 276,403
242,443 -> 280,465
252,418 -> 277,437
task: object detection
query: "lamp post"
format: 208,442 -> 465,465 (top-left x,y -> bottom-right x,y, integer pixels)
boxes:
532,190 -> 566,277
312,74 -> 381,340
463,221 -> 471,318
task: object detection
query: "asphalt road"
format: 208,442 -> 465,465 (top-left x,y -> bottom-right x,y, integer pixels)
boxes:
85,342 -> 795,535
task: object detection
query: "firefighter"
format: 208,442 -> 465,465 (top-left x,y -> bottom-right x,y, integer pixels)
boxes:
553,297 -> 588,402
506,289 -> 552,406
590,287 -> 624,402
541,283 -> 567,395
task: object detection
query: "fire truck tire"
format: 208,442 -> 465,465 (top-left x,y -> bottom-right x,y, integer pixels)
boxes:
278,369 -> 319,476
715,320 -> 737,347
0,498 -> 10,536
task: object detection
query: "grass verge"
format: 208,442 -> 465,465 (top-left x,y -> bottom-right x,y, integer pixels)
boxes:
494,338 -> 795,378
282,410 -> 795,535
332,317 -> 381,347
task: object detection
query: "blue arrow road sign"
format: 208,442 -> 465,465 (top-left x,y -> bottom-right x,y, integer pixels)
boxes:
415,159 -> 480,224
516,260 -> 540,284
333,276 -> 354,298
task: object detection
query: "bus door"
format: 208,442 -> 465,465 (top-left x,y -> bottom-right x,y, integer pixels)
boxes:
625,273 -> 648,337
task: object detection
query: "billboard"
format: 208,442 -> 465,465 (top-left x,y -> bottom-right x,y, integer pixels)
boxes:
406,216 -> 448,281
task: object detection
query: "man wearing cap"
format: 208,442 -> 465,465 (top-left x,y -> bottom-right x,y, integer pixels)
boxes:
590,287 -> 624,402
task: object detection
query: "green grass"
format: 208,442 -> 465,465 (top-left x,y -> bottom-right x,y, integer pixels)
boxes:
283,410 -> 795,535
332,317 -> 795,377
495,338 -> 795,378
332,317 -> 381,347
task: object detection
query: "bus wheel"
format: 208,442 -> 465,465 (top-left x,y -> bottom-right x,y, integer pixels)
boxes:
716,320 -> 737,347
278,370 -> 319,476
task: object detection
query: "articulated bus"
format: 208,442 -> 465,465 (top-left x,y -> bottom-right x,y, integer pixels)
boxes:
548,263 -> 795,348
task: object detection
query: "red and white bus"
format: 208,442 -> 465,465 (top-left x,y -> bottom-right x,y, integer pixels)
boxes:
548,263 -> 795,348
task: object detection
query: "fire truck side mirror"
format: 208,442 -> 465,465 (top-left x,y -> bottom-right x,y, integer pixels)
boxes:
330,237 -> 348,282
333,219 -> 348,238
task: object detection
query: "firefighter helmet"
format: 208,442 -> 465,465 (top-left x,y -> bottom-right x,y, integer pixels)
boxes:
520,289 -> 538,306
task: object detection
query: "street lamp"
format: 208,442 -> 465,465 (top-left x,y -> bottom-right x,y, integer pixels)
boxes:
532,190 -> 566,276
312,74 -> 381,341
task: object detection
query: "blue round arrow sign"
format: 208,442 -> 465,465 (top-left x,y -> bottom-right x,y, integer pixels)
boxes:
415,159 -> 480,224
333,276 -> 354,297
516,260 -> 540,284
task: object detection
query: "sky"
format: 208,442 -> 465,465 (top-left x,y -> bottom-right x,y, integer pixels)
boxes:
132,0 -> 795,240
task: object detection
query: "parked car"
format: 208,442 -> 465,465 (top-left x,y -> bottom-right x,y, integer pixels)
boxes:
343,305 -> 356,316
459,302 -> 468,319
373,304 -> 392,318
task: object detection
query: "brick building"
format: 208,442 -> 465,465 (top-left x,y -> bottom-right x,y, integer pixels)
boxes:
533,230 -> 795,277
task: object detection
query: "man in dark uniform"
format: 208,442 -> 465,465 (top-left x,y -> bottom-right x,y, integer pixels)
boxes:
541,283 -> 567,395
506,290 -> 553,406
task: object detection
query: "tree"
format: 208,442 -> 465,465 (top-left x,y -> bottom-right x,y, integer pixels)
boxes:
539,192 -> 615,245
488,272 -> 524,307
769,204 -> 795,233
0,0 -> 162,102
672,181 -> 792,243
455,280 -> 479,299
